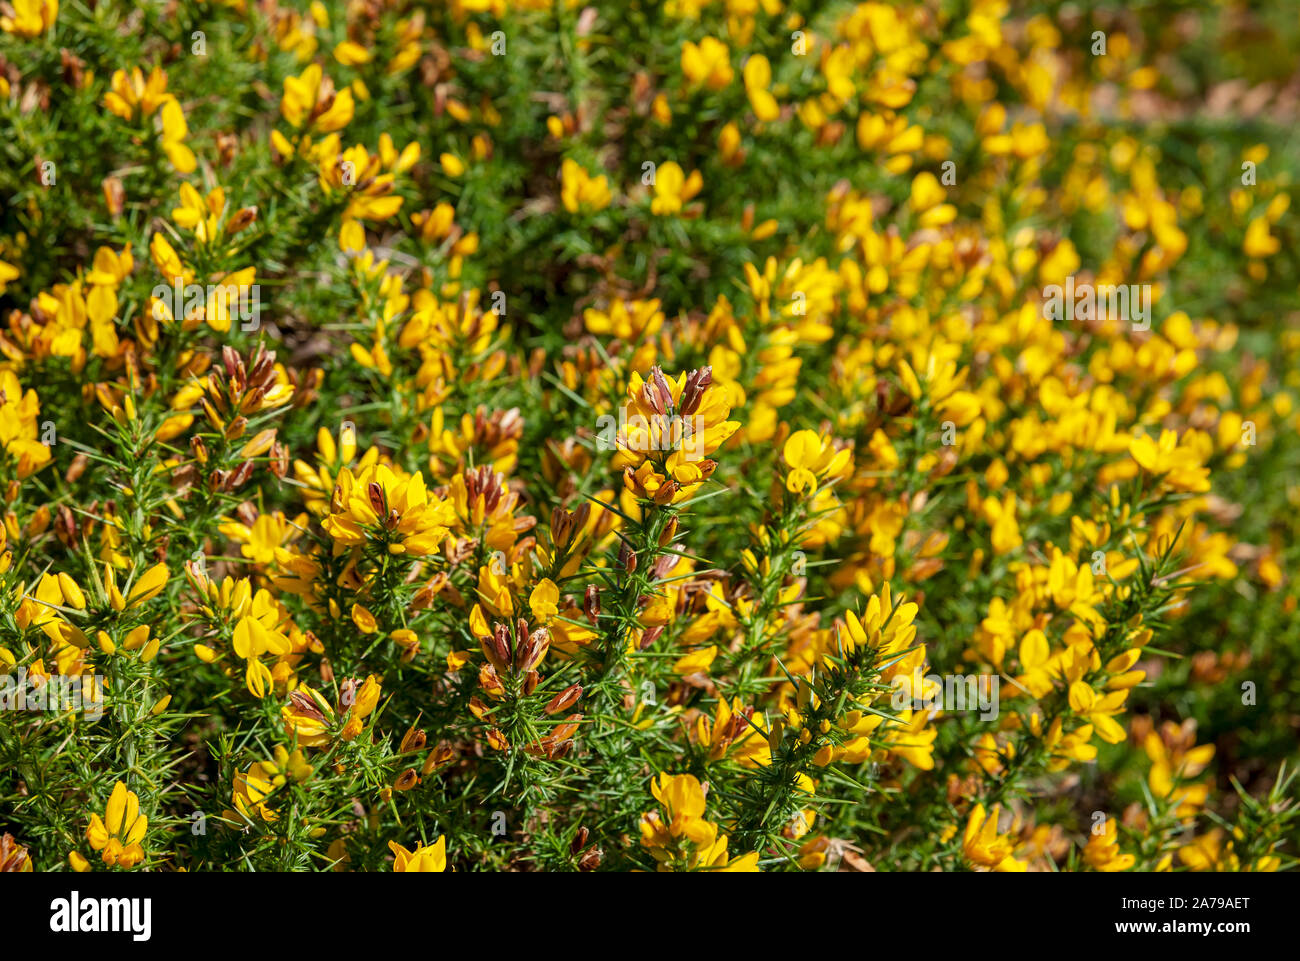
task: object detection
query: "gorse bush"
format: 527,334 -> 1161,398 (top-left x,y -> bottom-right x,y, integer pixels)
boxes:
0,0 -> 1297,874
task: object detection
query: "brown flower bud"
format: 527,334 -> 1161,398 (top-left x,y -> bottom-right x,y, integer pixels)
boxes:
227,460 -> 255,491
652,479 -> 680,505
269,442 -> 289,479
288,690 -> 328,724
618,540 -> 637,574
650,367 -> 674,413
583,585 -> 601,626
101,176 -> 125,216
570,826 -> 590,854
551,505 -> 573,548
658,516 -> 678,548
393,769 -> 420,791
483,622 -> 511,672
639,625 -> 665,650
544,683 -> 583,715
367,481 -> 386,517
400,726 -> 427,753
227,206 -> 258,234
515,627 -> 550,673
679,365 -> 713,415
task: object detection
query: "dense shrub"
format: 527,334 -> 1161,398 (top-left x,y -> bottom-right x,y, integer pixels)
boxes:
0,0 -> 1297,873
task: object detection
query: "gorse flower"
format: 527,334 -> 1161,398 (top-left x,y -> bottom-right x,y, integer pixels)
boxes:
280,63 -> 354,134
613,366 -> 739,504
640,774 -> 759,872
0,0 -> 56,37
323,464 -> 454,556
962,804 -> 1025,872
83,782 -> 148,869
560,158 -> 612,214
389,836 -> 446,872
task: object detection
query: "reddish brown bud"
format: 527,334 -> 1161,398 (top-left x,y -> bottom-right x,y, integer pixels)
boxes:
551,505 -> 574,548
393,769 -> 420,791
639,625 -> 665,650
367,482 -> 386,517
515,627 -> 550,673
545,683 -> 583,715
618,540 -> 637,574
570,826 -> 590,854
650,367 -> 674,413
658,516 -> 678,548
227,206 -> 259,234
227,460 -> 255,490
483,622 -> 511,672
652,479 -> 679,505
679,365 -> 713,415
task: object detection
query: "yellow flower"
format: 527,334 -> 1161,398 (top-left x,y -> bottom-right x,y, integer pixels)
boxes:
282,685 -> 335,747
1083,817 -> 1135,872
229,747 -> 313,822
695,697 -> 769,766
1129,429 -> 1210,493
439,152 -> 465,177
159,98 -> 197,173
340,674 -> 382,741
650,161 -> 702,217
961,803 -> 1025,872
640,773 -> 759,872
560,158 -> 612,214
673,645 -> 718,675
742,54 -> 780,122
841,581 -> 918,660
643,773 -> 712,844
100,67 -> 194,173
389,836 -> 447,872
0,371 -> 53,478
0,0 -> 57,37
1145,725 -> 1214,817
126,562 -> 169,608
1243,216 -> 1279,258
583,298 -> 664,341
612,366 -> 740,504
681,37 -> 733,90
782,430 -> 852,494
334,41 -> 372,66
528,579 -> 560,622
84,782 -> 148,869
322,463 -> 454,556
351,603 -> 378,634
281,63 -> 354,133
103,67 -> 172,120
